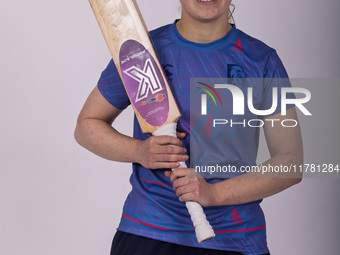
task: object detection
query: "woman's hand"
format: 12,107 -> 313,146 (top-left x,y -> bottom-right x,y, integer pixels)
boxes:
164,168 -> 217,207
136,132 -> 188,169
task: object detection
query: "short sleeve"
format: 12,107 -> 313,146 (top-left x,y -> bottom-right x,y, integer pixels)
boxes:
97,60 -> 131,110
260,50 -> 295,118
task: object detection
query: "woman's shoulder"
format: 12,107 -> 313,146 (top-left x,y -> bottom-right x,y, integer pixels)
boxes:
149,24 -> 172,43
234,27 -> 276,60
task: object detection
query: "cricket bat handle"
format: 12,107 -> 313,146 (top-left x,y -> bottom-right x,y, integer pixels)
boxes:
153,123 -> 215,243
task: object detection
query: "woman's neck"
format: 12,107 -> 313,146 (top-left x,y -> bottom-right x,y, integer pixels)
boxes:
176,17 -> 232,44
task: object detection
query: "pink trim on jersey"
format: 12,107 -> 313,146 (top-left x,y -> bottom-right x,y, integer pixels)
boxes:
122,214 -> 193,232
232,38 -> 244,52
132,172 -> 172,187
215,224 -> 266,233
122,214 -> 266,233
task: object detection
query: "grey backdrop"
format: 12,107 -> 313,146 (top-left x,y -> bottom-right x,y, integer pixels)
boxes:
1,0 -> 339,254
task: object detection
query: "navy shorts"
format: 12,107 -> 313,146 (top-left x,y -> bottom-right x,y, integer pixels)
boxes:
110,231 -> 270,255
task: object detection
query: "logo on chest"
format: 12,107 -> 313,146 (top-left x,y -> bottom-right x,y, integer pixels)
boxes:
162,64 -> 174,83
227,64 -> 247,86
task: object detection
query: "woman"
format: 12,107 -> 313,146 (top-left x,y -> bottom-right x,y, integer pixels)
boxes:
75,0 -> 302,254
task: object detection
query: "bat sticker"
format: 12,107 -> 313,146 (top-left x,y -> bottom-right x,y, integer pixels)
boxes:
141,93 -> 166,105
120,39 -> 169,126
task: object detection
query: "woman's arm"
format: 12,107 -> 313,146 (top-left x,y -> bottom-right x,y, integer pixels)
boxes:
165,107 -> 303,206
74,86 -> 188,169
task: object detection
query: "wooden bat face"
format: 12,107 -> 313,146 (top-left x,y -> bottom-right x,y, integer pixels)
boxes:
89,0 -> 181,133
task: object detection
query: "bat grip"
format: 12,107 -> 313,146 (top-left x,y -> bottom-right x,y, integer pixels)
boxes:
153,123 -> 215,243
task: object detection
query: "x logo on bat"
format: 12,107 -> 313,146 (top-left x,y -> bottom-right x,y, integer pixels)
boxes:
123,59 -> 163,103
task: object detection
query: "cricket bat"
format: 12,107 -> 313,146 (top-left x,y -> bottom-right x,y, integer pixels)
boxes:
89,0 -> 215,243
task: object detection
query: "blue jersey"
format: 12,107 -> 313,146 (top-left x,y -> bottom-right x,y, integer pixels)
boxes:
98,21 -> 290,255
